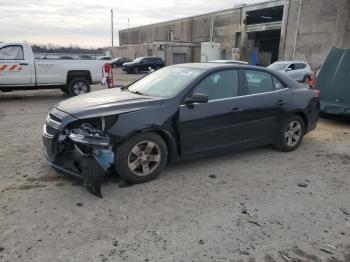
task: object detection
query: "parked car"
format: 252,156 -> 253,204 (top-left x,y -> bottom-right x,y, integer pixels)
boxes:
74,55 -> 94,60
0,43 -> 105,95
122,57 -> 165,73
43,63 -> 320,196
109,57 -> 132,68
97,56 -> 112,60
209,60 -> 248,65
267,60 -> 311,83
316,47 -> 350,117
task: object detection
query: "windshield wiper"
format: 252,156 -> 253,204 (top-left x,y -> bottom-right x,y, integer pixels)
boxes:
129,90 -> 148,96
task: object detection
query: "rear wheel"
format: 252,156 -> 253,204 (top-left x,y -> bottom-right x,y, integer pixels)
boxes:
67,78 -> 91,96
273,115 -> 305,152
115,132 -> 168,183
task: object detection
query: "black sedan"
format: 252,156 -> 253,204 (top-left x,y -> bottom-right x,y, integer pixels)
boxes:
43,63 -> 320,196
109,57 -> 132,68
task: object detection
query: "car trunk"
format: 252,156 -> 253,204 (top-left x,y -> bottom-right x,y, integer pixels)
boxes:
316,47 -> 350,115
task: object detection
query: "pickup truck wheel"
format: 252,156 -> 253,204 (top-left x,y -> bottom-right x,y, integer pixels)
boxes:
115,132 -> 168,184
68,78 -> 91,96
133,67 -> 139,74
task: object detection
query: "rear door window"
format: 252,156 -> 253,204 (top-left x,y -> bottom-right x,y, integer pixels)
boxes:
0,45 -> 24,60
295,63 -> 307,70
244,70 -> 274,94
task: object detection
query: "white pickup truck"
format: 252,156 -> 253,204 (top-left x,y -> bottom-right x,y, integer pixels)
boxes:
0,43 -> 106,96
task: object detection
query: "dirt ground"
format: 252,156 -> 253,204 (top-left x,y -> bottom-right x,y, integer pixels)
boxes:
0,71 -> 350,262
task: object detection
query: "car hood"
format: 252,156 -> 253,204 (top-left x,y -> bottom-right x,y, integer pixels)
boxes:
56,88 -> 164,119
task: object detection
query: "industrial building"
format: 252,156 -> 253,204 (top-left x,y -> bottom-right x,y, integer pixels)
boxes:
112,0 -> 350,68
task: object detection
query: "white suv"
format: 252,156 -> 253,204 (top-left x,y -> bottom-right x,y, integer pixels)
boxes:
268,61 -> 311,83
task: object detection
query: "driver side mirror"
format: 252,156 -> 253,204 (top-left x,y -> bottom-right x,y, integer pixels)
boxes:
285,67 -> 292,72
184,93 -> 208,106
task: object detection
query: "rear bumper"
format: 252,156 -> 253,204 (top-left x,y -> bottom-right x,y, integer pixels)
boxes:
320,102 -> 350,117
304,98 -> 320,134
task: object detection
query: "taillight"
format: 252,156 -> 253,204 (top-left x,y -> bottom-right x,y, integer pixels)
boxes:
313,89 -> 320,97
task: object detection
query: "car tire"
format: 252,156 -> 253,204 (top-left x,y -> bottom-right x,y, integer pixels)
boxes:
112,64 -> 117,68
115,132 -> 168,183
133,67 -> 140,74
67,78 -> 91,96
273,115 -> 305,152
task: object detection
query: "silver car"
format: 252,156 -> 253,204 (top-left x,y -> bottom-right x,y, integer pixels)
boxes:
268,60 -> 311,83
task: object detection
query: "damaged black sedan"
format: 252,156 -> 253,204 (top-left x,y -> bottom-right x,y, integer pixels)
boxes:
43,63 -> 320,196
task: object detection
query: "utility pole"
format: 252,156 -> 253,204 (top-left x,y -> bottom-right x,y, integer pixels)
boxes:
128,18 -> 130,30
111,9 -> 114,47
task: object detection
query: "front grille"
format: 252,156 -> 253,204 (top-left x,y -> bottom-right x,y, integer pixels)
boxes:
46,125 -> 58,136
49,113 -> 62,123
44,109 -> 66,137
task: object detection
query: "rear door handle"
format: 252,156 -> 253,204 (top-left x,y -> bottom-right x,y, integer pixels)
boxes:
277,100 -> 287,106
19,63 -> 28,66
232,107 -> 243,113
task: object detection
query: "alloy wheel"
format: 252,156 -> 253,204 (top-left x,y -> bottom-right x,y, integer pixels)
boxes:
285,121 -> 302,147
127,141 -> 161,176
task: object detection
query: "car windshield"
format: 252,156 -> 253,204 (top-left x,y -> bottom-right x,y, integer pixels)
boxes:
133,57 -> 143,63
268,62 -> 289,71
128,66 -> 204,97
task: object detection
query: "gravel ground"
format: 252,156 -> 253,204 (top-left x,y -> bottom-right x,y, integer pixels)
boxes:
0,72 -> 350,261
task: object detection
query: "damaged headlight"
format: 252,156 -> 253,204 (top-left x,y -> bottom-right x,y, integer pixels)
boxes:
68,123 -> 110,147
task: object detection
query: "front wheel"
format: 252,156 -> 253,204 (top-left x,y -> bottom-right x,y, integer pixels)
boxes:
133,67 -> 140,74
68,78 -> 91,96
273,115 -> 305,152
115,132 -> 168,183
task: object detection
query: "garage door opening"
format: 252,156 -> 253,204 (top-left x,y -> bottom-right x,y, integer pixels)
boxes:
243,5 -> 284,66
247,29 -> 281,66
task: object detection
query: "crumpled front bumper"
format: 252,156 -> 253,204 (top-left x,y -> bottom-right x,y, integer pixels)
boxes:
43,123 -> 114,198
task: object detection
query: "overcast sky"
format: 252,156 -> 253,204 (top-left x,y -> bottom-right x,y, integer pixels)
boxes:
0,0 -> 265,48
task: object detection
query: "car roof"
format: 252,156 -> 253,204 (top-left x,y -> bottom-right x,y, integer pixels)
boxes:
272,60 -> 308,64
209,60 -> 248,64
170,62 -> 263,70
169,63 -> 301,88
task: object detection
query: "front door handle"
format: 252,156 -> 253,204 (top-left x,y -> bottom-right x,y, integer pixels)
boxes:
277,100 -> 287,106
232,107 -> 243,113
19,63 -> 28,66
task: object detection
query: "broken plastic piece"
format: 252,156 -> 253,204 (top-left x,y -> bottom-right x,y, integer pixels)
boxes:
69,123 -> 110,147
94,149 -> 114,171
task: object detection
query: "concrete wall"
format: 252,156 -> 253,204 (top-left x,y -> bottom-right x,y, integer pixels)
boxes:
282,0 -> 350,68
118,8 -> 242,60
117,0 -> 350,67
